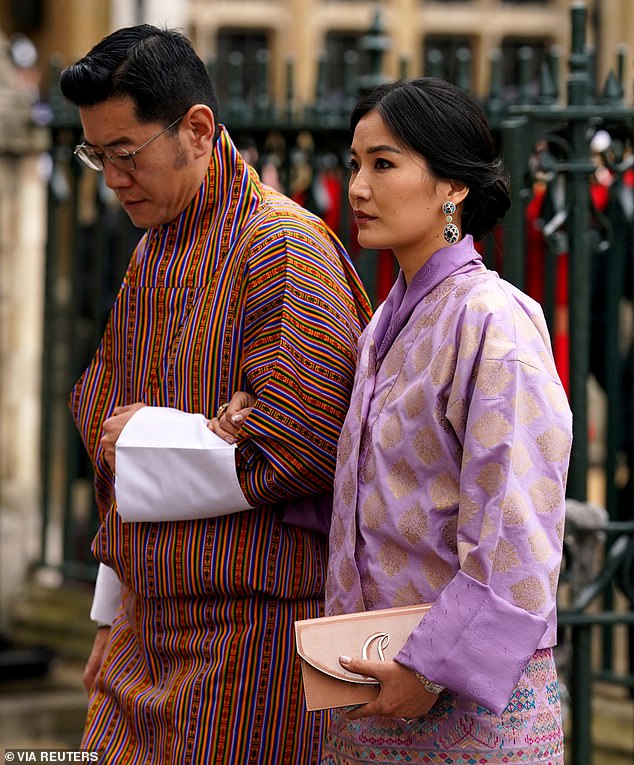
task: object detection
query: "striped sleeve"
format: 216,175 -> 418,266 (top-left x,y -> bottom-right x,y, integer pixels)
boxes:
236,206 -> 370,506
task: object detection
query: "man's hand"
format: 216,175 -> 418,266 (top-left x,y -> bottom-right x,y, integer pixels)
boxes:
100,402 -> 146,471
83,626 -> 110,693
209,391 -> 256,444
338,656 -> 440,721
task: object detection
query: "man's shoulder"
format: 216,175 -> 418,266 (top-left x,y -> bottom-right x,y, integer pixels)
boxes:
243,188 -> 340,252
255,186 -> 323,229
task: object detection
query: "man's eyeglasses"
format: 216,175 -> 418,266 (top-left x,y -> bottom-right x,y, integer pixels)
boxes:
74,114 -> 185,172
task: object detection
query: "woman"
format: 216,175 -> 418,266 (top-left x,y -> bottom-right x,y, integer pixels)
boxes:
214,77 -> 571,764
320,77 -> 571,764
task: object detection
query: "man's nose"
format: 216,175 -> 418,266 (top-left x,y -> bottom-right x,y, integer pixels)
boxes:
102,160 -> 134,188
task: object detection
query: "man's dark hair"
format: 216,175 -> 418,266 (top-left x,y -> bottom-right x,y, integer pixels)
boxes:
60,25 -> 219,126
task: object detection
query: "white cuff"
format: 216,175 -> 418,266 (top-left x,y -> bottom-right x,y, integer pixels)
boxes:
115,406 -> 254,522
90,563 -> 122,624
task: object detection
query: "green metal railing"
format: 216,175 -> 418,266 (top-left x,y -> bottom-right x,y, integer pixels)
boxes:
39,4 -> 632,763
558,518 -> 634,765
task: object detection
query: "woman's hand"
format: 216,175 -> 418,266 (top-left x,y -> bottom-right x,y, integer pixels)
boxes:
338,656 -> 440,721
209,391 -> 256,443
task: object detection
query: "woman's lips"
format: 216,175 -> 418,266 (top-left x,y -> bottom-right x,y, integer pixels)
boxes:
354,210 -> 376,224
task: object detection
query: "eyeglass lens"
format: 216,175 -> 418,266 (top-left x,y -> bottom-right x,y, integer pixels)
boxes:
74,114 -> 185,172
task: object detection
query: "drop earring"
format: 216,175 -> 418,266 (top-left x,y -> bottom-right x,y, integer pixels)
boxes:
442,201 -> 460,244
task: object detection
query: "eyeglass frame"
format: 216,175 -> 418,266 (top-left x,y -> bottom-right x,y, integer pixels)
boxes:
73,113 -> 186,172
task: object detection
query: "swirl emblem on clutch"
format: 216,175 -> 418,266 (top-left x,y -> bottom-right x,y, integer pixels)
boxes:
362,632 -> 390,662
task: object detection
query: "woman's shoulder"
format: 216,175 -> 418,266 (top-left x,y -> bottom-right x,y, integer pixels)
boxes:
444,268 -> 544,323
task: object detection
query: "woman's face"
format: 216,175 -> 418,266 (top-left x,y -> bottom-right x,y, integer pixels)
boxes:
348,109 -> 462,281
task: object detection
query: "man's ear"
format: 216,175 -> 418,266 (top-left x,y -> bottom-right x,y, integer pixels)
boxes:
182,104 -> 215,158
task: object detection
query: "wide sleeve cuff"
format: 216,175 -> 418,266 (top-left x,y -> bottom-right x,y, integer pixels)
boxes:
114,406 -> 254,522
395,571 -> 548,714
280,492 -> 333,535
89,564 -> 122,624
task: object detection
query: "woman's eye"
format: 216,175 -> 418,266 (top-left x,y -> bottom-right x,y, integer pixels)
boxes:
374,158 -> 392,169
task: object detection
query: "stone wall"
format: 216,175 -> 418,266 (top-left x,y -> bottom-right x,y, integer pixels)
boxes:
0,30 -> 49,633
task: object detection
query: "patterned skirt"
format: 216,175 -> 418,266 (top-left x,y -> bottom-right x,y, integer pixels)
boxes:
81,590 -> 326,764
321,648 -> 564,765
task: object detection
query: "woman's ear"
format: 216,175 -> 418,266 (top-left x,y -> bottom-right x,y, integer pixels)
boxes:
182,105 -> 215,158
448,181 -> 469,205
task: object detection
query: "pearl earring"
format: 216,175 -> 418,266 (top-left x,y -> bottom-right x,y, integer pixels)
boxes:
442,201 -> 460,244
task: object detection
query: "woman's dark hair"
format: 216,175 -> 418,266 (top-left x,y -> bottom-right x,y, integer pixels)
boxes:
350,77 -> 511,240
60,25 -> 219,126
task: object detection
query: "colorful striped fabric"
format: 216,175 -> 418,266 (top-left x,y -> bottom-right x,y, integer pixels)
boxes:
69,127 -> 371,763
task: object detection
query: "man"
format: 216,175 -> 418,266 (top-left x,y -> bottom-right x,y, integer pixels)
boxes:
60,25 -> 371,764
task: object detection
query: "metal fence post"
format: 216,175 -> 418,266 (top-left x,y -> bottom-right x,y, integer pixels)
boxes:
570,623 -> 593,765
566,2 -> 592,502
500,116 -> 530,290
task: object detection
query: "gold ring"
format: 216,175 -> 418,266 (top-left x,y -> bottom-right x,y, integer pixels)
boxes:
216,402 -> 229,419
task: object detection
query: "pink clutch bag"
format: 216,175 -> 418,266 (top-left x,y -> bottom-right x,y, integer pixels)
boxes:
294,603 -> 432,711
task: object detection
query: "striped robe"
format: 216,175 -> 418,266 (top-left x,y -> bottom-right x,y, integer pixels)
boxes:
70,127 -> 371,764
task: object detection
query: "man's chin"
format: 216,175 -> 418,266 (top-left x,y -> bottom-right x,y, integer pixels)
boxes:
126,216 -> 149,230
122,206 -> 159,229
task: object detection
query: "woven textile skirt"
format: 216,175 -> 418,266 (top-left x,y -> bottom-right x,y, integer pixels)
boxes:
321,648 -> 564,765
81,589 -> 326,764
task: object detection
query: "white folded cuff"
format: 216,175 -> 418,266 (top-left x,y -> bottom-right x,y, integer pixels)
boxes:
90,563 -> 122,625
114,406 -> 253,522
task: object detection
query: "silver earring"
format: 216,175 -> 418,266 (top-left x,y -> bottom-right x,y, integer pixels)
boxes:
442,201 -> 460,244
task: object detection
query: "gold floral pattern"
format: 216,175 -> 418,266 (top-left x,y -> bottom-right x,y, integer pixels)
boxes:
537,426 -> 572,462
461,551 -> 487,583
340,468 -> 356,507
511,442 -> 533,475
337,427 -> 354,465
387,458 -> 419,499
430,344 -> 457,387
393,580 -> 425,606
360,446 -> 377,483
414,425 -> 443,465
475,462 -> 505,495
429,472 -> 460,510
528,528 -> 552,562
501,491 -> 531,525
492,538 -> 522,572
441,517 -> 458,554
511,575 -> 547,612
383,341 -> 406,378
472,410 -> 513,448
517,389 -> 543,424
380,417 -> 404,450
458,323 -> 482,358
403,383 -> 426,418
337,556 -> 358,593
360,491 -> 387,530
398,502 -> 428,545
423,552 -> 453,588
330,512 -> 345,551
378,540 -> 409,576
475,359 -> 514,397
411,335 -> 433,373
530,477 -> 563,514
